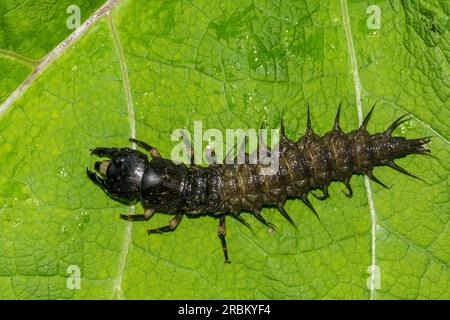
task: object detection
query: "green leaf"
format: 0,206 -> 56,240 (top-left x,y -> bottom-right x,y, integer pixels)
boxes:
0,0 -> 448,299
0,0 -> 106,103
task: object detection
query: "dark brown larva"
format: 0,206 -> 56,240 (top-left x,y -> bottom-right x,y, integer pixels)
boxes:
87,105 -> 431,263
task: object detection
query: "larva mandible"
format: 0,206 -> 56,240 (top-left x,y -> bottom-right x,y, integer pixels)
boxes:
87,105 -> 431,263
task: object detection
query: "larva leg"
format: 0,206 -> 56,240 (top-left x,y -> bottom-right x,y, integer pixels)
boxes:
147,213 -> 183,234
129,138 -> 161,159
218,216 -> 231,264
120,208 -> 155,221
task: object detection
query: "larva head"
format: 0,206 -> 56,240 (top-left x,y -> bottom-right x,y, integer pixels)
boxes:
87,148 -> 149,202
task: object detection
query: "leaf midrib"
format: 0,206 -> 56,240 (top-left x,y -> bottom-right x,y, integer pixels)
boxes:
339,0 -> 378,300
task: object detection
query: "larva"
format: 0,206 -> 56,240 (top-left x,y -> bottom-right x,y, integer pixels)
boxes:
87,105 -> 431,263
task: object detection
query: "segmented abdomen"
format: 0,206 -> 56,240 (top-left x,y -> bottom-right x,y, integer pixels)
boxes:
181,106 -> 430,222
